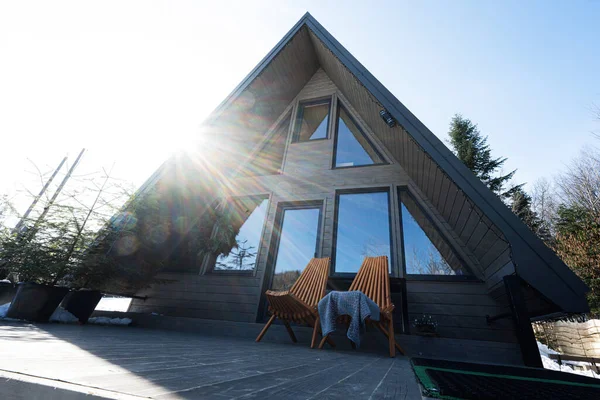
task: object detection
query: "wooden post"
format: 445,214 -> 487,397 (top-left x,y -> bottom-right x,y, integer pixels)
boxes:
504,275 -> 543,368
400,278 -> 409,334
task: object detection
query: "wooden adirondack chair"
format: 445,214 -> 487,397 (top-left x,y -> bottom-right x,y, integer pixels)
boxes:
318,256 -> 405,357
256,257 -> 334,348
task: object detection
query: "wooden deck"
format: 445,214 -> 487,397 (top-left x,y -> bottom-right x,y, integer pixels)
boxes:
0,322 -> 422,399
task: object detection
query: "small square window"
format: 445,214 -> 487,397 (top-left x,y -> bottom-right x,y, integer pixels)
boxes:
293,98 -> 331,142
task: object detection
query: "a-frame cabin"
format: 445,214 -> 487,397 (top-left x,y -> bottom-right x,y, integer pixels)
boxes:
122,13 -> 589,366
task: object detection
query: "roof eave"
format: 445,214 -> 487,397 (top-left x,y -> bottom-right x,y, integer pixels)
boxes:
301,14 -> 589,311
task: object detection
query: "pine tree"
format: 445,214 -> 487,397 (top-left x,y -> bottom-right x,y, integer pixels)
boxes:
510,186 -> 551,242
511,187 -> 536,228
448,115 -> 520,198
554,205 -> 600,314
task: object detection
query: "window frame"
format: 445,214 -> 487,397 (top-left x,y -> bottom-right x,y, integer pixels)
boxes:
257,200 -> 324,319
292,97 -> 333,143
332,102 -> 387,170
332,187 -> 396,278
203,194 -> 271,276
397,187 -> 479,282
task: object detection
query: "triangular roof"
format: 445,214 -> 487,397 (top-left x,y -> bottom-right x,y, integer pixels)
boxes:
136,13 -> 589,314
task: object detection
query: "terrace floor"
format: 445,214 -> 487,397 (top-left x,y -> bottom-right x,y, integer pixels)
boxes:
0,321 -> 423,399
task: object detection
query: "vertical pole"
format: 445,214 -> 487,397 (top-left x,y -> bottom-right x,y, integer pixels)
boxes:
400,277 -> 410,334
30,148 -> 85,236
12,157 -> 67,235
504,275 -> 543,368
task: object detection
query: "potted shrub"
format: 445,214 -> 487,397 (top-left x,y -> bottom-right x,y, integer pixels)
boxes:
59,241 -> 109,324
0,216 -> 76,322
0,280 -> 16,306
413,315 -> 438,336
0,164 -> 130,323
0,195 -> 17,305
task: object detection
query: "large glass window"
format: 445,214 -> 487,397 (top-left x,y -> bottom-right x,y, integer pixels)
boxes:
271,205 -> 321,291
293,99 -> 331,142
334,105 -> 384,168
400,191 -> 470,276
334,191 -> 392,274
213,197 -> 268,271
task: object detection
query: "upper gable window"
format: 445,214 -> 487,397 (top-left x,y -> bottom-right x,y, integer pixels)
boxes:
399,190 -> 471,276
334,104 -> 385,168
293,98 -> 331,142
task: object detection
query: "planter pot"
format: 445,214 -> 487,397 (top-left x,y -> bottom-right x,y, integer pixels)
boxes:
61,289 -> 103,324
414,324 -> 437,336
5,283 -> 69,322
0,282 -> 16,305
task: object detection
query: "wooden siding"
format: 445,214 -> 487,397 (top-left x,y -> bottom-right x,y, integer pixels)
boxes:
129,272 -> 262,322
407,281 -> 517,343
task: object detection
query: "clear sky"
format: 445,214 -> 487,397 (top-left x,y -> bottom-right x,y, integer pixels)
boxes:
1,1 -> 599,220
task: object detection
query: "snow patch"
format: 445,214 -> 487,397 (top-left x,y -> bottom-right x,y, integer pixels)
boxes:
88,317 -> 132,326
537,341 -> 559,356
537,341 -> 600,379
0,303 -> 10,318
49,307 -> 79,323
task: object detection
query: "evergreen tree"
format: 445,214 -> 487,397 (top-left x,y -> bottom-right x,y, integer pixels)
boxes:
511,187 -> 537,228
448,115 -> 520,198
554,205 -> 600,314
510,186 -> 551,242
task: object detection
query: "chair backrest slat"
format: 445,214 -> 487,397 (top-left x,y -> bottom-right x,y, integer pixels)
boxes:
349,256 -> 391,309
290,257 -> 330,307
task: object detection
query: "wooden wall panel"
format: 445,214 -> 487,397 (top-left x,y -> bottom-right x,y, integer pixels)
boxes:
474,228 -> 503,261
442,184 -> 459,222
487,261 -> 516,293
407,281 -> 517,343
449,192 -> 466,228
436,176 -> 451,211
485,249 -> 513,280
466,220 -> 489,250
459,211 -> 480,244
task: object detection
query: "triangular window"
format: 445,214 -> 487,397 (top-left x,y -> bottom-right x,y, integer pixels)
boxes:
244,113 -> 290,176
334,104 -> 385,168
213,197 -> 269,272
293,98 -> 331,142
399,190 -> 471,276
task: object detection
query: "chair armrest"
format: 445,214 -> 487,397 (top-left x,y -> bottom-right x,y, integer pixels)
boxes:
265,290 -> 290,296
381,303 -> 395,315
